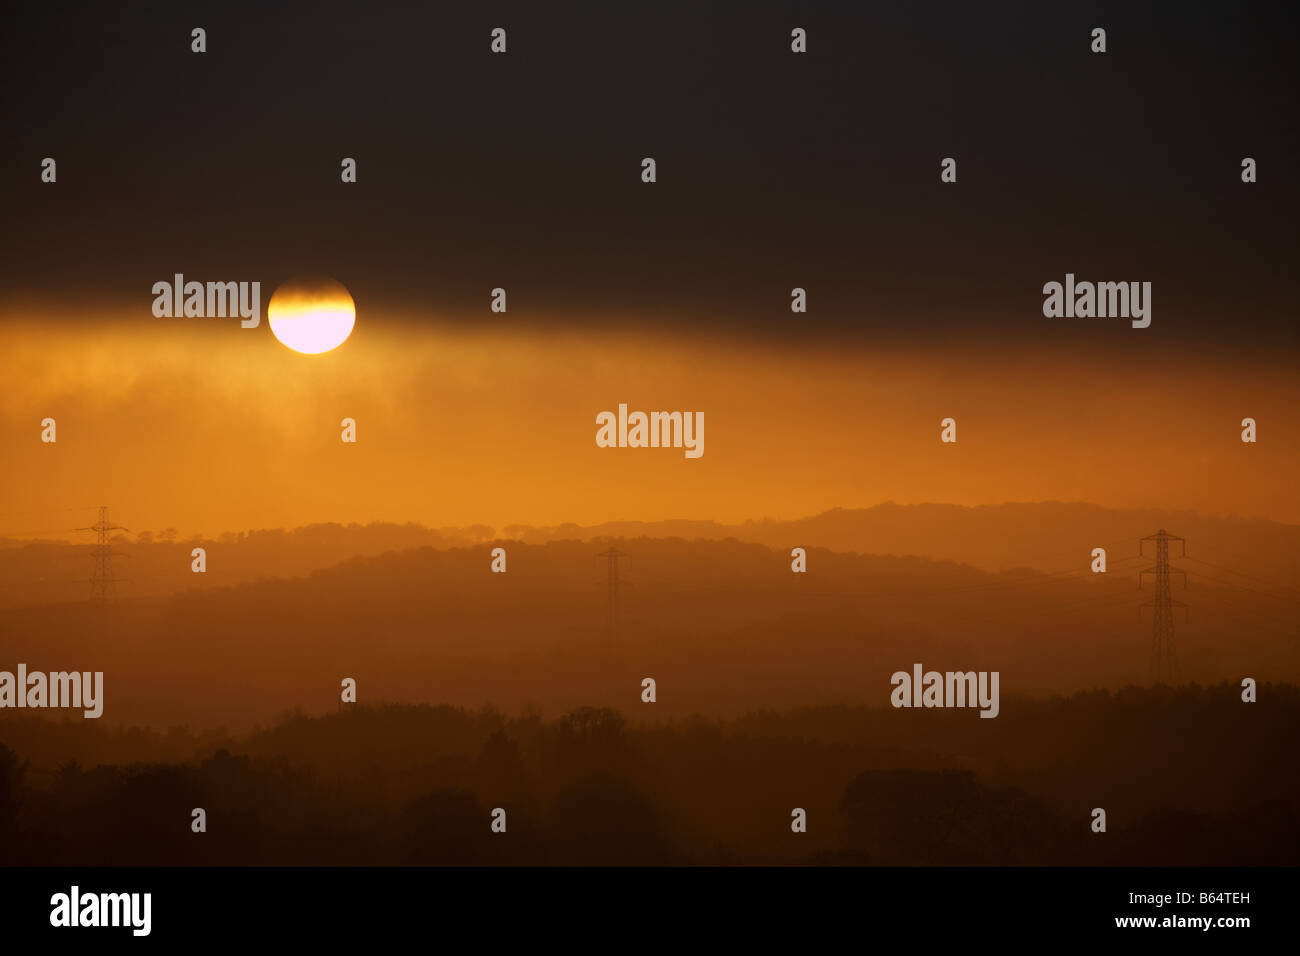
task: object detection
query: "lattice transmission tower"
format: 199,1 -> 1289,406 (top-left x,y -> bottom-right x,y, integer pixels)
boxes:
75,505 -> 129,604
1139,528 -> 1188,683
595,546 -> 629,641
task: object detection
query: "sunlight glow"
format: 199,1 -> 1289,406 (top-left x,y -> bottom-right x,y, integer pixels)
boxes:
268,278 -> 356,354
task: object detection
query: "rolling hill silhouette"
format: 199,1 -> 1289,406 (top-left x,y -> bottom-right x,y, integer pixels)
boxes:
0,535 -> 1292,730
2,501 -> 1296,611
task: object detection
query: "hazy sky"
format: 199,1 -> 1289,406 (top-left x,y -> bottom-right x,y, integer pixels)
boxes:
1,316 -> 1296,538
1,2 -> 1296,537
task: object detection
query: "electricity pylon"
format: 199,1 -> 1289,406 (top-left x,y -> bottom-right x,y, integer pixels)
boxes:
1139,529 -> 1188,683
75,505 -> 128,604
595,547 -> 629,641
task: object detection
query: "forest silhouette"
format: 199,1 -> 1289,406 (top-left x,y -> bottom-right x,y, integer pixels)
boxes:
1,684 -> 1296,866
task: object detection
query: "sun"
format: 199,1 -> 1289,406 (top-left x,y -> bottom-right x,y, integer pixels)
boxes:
268,277 -> 356,354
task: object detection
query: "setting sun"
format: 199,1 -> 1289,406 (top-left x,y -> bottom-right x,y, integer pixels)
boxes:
268,277 -> 355,354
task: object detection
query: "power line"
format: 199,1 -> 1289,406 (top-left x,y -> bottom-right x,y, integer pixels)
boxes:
1190,603 -> 1295,633
1185,569 -> 1293,607
1180,574 -> 1296,630
0,506 -> 101,538
0,506 -> 99,519
0,529 -> 85,539
1183,555 -> 1295,597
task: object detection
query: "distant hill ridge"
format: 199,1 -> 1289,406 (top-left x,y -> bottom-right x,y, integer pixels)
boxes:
0,501 -> 1295,609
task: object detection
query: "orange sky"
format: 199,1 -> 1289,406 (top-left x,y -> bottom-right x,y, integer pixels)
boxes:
1,308 -> 1297,539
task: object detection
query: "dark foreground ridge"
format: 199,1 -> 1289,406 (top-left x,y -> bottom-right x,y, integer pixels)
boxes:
2,683 -> 1295,866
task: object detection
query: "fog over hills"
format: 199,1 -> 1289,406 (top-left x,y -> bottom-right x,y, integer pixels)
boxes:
0,534 -> 1292,730
1,501 -> 1296,610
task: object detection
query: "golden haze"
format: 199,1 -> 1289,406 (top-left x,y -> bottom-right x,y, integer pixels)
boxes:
1,308 -> 1297,538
